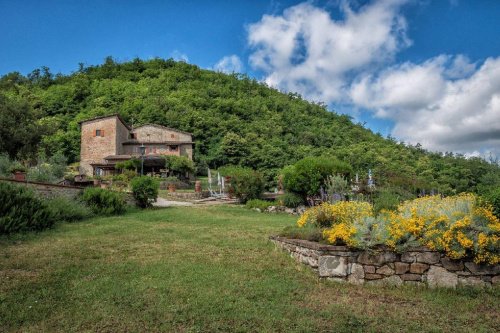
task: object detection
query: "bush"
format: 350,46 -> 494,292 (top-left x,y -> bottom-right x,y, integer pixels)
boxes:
0,182 -> 57,234
81,187 -> 127,215
46,196 -> 92,222
165,156 -> 195,179
131,176 -> 159,208
281,157 -> 352,199
0,154 -> 13,176
221,166 -> 264,203
483,187 -> 500,218
9,162 -> 27,173
279,224 -> 323,242
246,199 -> 274,211
373,188 -> 401,213
279,192 -> 304,208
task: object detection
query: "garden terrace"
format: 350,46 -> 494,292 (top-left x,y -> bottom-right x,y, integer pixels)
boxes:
271,236 -> 500,288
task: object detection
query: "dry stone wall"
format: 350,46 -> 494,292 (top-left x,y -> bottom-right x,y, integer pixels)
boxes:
0,177 -> 83,199
270,236 -> 499,288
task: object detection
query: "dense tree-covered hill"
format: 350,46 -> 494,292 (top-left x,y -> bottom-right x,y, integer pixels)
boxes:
0,57 -> 499,194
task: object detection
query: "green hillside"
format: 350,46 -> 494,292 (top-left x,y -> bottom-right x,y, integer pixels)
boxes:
0,57 -> 498,194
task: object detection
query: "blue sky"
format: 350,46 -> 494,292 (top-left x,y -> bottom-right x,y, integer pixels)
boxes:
1,0 -> 499,156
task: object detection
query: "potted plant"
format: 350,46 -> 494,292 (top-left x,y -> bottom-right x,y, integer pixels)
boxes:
9,163 -> 27,181
168,183 -> 176,193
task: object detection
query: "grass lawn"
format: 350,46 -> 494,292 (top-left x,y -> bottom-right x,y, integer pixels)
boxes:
0,206 -> 498,332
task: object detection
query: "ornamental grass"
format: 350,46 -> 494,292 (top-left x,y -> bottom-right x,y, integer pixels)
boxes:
296,194 -> 500,265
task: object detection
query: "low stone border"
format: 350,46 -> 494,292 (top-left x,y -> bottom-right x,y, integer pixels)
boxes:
270,236 -> 499,288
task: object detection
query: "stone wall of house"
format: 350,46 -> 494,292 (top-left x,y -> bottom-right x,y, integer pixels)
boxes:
80,117 -> 120,175
116,118 -> 131,155
180,143 -> 193,160
0,177 -> 83,199
132,125 -> 192,143
270,236 -> 499,288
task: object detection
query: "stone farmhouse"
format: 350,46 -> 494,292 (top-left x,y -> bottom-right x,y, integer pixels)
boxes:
79,114 -> 193,176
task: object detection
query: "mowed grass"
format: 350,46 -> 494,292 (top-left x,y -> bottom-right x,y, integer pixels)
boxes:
0,206 -> 498,332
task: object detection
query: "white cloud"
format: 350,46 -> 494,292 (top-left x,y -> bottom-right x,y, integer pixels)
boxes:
351,56 -> 500,154
246,0 -> 500,155
214,55 -> 243,73
248,0 -> 410,102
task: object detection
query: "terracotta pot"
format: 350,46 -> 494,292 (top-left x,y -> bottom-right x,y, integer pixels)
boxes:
195,180 -> 202,193
13,171 -> 26,181
168,184 -> 176,193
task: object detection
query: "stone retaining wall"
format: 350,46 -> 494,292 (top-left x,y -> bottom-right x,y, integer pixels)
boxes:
164,191 -> 210,200
270,236 -> 499,288
0,177 -> 83,199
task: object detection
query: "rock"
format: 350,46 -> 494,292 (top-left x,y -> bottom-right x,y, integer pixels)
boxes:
458,277 -> 490,288
404,281 -> 425,287
427,266 -> 458,288
284,208 -> 295,215
410,263 -> 430,274
401,252 -> 416,263
366,275 -> 402,287
376,265 -> 395,276
441,257 -> 464,271
416,252 -> 441,264
348,263 -> 365,285
464,262 -> 500,275
318,256 -> 348,277
364,265 -> 376,274
296,205 -> 307,215
253,208 -> 261,213
395,262 -> 409,274
267,206 -> 277,213
492,276 -> 500,285
358,251 -> 397,266
401,273 -> 422,282
364,273 -> 383,280
299,254 -> 318,268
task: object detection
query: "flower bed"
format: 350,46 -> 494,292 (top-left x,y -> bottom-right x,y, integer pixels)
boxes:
294,194 -> 499,265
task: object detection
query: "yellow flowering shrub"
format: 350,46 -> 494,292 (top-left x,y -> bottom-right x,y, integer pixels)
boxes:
295,194 -> 500,264
297,201 -> 372,246
386,194 -> 500,264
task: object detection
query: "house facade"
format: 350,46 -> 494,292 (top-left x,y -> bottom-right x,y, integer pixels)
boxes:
80,114 -> 193,176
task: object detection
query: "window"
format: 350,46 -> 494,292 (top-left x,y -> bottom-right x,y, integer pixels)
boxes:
95,129 -> 104,137
169,145 -> 178,151
130,133 -> 136,139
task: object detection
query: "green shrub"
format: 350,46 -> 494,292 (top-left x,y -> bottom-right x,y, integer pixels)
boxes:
373,189 -> 400,213
279,192 -> 304,208
246,199 -> 274,211
165,156 -> 195,179
281,156 -> 352,199
0,182 -> 57,234
483,187 -> 500,218
46,196 -> 92,222
131,176 -> 159,208
81,187 -> 127,215
0,154 -> 13,176
221,166 -> 264,203
279,224 -> 323,242
115,158 -> 141,171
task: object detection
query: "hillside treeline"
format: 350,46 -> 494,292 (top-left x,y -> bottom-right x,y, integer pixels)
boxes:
0,57 -> 498,195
